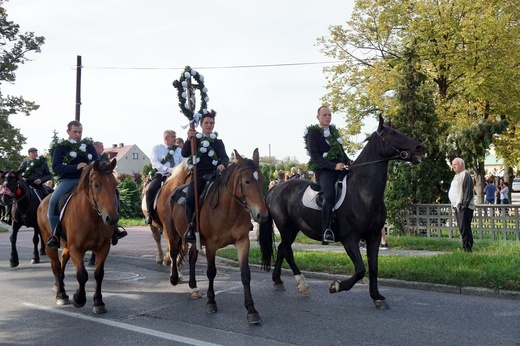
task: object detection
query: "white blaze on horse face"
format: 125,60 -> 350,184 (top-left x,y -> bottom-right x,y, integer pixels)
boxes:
253,171 -> 259,181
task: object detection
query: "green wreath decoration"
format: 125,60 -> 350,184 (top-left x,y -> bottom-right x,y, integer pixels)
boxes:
21,156 -> 48,178
187,132 -> 219,168
49,137 -> 95,176
173,65 -> 209,123
304,124 -> 344,172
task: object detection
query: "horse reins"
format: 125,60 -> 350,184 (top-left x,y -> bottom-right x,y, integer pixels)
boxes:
0,172 -> 34,223
85,170 -> 116,217
223,164 -> 260,212
348,130 -> 411,169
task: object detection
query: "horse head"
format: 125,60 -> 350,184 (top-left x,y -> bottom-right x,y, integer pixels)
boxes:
375,115 -> 426,164
0,170 -> 26,204
81,158 -> 119,226
232,149 -> 268,223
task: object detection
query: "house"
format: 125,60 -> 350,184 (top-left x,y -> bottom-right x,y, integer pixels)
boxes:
105,143 -> 150,177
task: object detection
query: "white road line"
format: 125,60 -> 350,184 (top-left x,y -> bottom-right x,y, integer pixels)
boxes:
23,302 -> 220,346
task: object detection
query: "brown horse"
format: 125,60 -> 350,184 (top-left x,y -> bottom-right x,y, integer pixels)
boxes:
166,149 -> 268,324
140,160 -> 191,265
37,159 -> 119,314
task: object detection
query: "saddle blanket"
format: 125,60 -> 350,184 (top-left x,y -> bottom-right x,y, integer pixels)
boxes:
302,175 -> 347,211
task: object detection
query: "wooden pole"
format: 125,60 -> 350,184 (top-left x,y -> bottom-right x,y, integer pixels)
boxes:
75,55 -> 82,122
186,77 -> 201,242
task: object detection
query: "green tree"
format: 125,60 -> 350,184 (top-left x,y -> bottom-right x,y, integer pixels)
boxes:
0,2 -> 45,170
118,177 -> 141,219
317,0 -> 520,203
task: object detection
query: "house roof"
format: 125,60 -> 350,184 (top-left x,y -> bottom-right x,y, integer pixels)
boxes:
105,144 -> 135,160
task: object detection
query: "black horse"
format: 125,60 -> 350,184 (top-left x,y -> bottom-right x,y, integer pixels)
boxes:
258,115 -> 425,309
0,169 -> 46,267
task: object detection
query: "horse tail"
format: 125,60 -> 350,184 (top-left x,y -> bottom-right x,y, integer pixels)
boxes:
258,212 -> 275,272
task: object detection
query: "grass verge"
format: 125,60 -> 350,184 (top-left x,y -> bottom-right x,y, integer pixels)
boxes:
217,235 -> 520,292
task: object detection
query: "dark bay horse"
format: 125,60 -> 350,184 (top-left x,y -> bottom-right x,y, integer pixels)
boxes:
0,169 -> 46,267
166,149 -> 268,324
141,160 -> 191,266
37,159 -> 119,314
258,116 -> 425,309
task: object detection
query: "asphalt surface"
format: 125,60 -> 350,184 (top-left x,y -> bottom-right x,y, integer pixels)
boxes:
1,224 -> 518,301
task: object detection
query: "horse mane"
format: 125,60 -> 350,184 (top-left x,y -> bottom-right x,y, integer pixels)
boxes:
165,160 -> 189,182
74,160 -> 114,193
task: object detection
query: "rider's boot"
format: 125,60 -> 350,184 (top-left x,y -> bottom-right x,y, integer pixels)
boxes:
112,225 -> 128,245
321,200 -> 335,245
184,206 -> 196,243
46,223 -> 61,249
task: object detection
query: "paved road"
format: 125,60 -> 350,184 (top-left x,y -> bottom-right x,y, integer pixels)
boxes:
1,226 -> 519,345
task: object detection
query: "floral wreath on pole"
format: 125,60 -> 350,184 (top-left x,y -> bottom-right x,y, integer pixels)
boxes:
172,65 -> 209,126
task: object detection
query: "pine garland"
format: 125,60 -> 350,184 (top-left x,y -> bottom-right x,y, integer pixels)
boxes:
21,156 -> 48,178
304,124 -> 344,172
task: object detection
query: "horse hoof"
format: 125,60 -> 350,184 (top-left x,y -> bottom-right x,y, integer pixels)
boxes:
374,299 -> 390,310
298,287 -> 310,295
190,289 -> 202,299
93,305 -> 107,314
247,312 -> 262,325
329,280 -> 340,294
9,260 -> 19,268
170,275 -> 179,286
31,258 -> 40,264
87,261 -> 95,267
178,272 -> 184,282
273,283 -> 285,291
56,298 -> 70,306
72,295 -> 86,308
206,303 -> 218,314
40,249 -> 46,256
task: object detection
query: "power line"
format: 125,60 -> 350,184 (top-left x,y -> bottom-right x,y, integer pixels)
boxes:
80,61 -> 341,70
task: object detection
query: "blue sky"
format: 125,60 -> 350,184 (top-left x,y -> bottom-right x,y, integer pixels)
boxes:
4,0 -> 368,163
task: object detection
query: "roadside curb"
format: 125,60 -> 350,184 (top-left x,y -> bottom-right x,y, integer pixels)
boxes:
214,256 -> 520,301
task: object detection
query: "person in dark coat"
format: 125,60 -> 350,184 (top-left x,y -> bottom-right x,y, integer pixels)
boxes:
181,111 -> 229,243
18,147 -> 52,197
306,106 -> 352,244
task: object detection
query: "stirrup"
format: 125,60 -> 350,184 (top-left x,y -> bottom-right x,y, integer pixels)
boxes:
322,229 -> 335,244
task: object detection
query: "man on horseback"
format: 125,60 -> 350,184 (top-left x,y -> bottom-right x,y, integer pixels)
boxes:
306,106 -> 352,244
145,130 -> 183,224
182,111 -> 229,243
18,147 -> 52,198
46,121 -> 100,249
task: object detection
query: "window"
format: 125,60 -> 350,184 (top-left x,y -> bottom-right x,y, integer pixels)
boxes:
132,153 -> 138,159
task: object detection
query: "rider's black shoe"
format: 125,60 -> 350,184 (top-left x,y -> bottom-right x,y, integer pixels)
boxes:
46,235 -> 59,249
322,228 -> 335,245
184,224 -> 196,243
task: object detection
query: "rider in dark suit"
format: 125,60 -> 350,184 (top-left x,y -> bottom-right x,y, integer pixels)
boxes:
181,111 -> 229,243
18,147 -> 52,198
306,106 -> 352,244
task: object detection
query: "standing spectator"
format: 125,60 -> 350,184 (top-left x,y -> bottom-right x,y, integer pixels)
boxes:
288,167 -> 300,179
176,137 -> 184,149
297,168 -> 306,180
483,179 -> 496,217
448,157 -> 475,252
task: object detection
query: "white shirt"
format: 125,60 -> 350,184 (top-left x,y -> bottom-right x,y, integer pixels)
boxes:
150,143 -> 183,174
448,175 -> 459,207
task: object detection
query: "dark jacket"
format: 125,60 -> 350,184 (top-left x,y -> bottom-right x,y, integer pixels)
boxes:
307,128 -> 350,172
19,158 -> 52,185
52,144 -> 99,180
182,135 -> 229,175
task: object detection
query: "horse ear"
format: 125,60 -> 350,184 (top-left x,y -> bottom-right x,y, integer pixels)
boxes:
109,158 -> 117,171
93,160 -> 100,171
15,169 -> 23,177
378,114 -> 384,131
252,148 -> 259,165
234,149 -> 244,163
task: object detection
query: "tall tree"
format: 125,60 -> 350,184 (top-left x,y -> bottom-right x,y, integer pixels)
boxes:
317,0 -> 520,202
0,2 -> 44,170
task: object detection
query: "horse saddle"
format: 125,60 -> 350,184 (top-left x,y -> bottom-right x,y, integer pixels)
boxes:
301,175 -> 348,211
170,175 -> 217,208
27,185 -> 44,202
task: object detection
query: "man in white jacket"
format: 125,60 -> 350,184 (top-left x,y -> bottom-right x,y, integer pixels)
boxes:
448,157 -> 475,252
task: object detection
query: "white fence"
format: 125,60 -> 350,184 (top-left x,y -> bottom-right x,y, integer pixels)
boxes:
401,204 -> 520,241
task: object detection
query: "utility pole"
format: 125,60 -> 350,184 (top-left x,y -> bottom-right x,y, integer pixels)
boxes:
75,55 -> 82,121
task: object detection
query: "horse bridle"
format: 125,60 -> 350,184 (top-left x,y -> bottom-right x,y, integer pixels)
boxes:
0,172 -> 33,221
349,129 -> 411,168
85,170 -> 117,217
223,164 -> 260,212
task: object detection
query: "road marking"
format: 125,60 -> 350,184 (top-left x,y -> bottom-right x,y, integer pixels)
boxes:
23,302 -> 220,346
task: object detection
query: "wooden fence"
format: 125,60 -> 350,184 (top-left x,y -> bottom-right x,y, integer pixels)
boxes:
401,204 -> 520,241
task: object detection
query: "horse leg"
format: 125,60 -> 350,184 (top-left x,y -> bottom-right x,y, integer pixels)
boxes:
48,248 -> 70,305
69,250 -> 88,309
31,227 -> 40,264
188,244 -> 201,299
88,252 -> 96,266
204,248 -> 218,314
9,222 -> 20,268
38,228 -> 46,256
236,240 -> 261,324
330,239 -> 366,294
365,238 -> 388,309
168,237 -> 181,286
150,225 -> 168,265
92,253 -> 108,314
